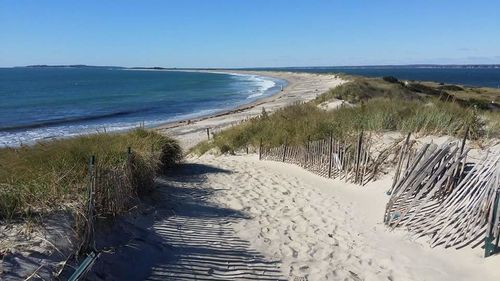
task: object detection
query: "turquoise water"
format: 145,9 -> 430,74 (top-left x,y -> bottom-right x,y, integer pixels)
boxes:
0,67 -> 282,146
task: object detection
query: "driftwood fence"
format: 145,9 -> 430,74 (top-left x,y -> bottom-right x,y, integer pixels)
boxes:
384,138 -> 500,257
259,132 -> 387,186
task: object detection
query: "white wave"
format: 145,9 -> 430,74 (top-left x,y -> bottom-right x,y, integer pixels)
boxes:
247,92 -> 264,99
244,75 -> 277,99
0,107 -> 230,148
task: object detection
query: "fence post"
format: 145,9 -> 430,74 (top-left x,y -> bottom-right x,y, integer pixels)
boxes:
206,128 -> 210,140
390,133 -> 411,195
454,125 -> 470,186
85,155 -> 96,253
305,136 -> 311,167
485,191 -> 499,257
328,133 -> 333,178
460,125 -> 469,154
354,131 -> 364,183
259,138 -> 263,160
282,137 -> 288,162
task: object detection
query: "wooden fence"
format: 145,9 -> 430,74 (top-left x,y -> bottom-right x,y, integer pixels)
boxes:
259,132 -> 387,186
260,130 -> 499,257
384,140 -> 500,257
78,148 -> 138,255
70,147 -> 159,279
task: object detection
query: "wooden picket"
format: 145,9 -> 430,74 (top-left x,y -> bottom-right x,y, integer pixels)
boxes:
384,140 -> 500,255
259,129 -> 500,257
259,132 -> 382,186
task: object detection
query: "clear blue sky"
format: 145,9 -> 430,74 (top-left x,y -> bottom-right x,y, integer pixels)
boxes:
1,0 -> 499,68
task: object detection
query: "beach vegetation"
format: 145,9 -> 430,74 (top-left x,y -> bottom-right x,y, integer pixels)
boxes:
192,77 -> 500,155
0,129 -> 182,219
382,76 -> 399,83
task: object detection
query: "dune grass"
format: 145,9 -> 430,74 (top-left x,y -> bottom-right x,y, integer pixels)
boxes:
201,99 -> 479,154
318,76 -> 500,110
315,77 -> 419,104
0,129 -> 182,219
192,80 -> 499,155
483,111 -> 500,138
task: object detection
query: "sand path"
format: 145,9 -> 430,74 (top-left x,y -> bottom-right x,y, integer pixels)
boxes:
89,153 -> 500,280
181,154 -> 500,281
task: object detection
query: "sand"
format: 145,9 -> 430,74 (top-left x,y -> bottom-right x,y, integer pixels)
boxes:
1,213 -> 76,280
87,71 -> 500,280
2,71 -> 345,280
5,70 -> 500,280
88,153 -> 500,280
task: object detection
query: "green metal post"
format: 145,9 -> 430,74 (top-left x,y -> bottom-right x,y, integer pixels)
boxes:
485,192 -> 499,257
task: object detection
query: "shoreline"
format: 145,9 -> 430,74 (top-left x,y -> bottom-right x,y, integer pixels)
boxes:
2,70 -> 499,280
155,70 -> 347,149
0,69 -> 287,148
148,69 -> 290,130
2,68 -> 497,148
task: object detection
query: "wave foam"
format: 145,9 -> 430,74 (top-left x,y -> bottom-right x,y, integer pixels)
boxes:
244,75 -> 276,99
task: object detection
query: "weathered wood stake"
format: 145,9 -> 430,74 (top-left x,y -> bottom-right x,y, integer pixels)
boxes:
355,131 -> 364,183
259,138 -> 263,160
328,133 -> 333,178
485,192 -> 499,257
282,138 -> 288,162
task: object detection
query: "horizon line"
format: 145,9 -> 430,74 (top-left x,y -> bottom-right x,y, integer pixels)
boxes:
3,63 -> 500,69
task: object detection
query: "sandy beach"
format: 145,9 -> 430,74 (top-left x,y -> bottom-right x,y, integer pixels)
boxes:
2,70 -> 498,280
86,71 -> 500,280
3,2 -> 500,280
185,154 -> 500,280
156,71 -> 346,150
88,152 -> 500,280
1,71 -> 498,280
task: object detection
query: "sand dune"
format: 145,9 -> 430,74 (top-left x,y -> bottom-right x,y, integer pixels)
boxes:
89,153 -> 499,280
143,71 -> 500,280
186,154 -> 500,281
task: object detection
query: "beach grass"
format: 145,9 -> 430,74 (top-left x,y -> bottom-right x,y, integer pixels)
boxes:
314,77 -> 418,104
483,111 -> 500,138
192,77 -> 499,155
318,76 -> 500,109
0,128 -> 182,219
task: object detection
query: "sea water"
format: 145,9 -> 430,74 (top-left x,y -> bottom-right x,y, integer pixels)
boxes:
246,66 -> 500,88
0,67 -> 282,146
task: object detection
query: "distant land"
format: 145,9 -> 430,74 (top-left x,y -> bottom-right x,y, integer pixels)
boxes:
17,64 -> 500,89
26,64 -> 95,68
241,64 -> 500,69
21,64 -> 500,69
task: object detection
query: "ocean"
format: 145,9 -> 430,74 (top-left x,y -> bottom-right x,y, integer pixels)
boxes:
1,66 -> 499,147
245,66 -> 500,88
0,67 -> 283,147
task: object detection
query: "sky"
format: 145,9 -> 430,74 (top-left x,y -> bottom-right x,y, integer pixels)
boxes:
1,0 -> 499,68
